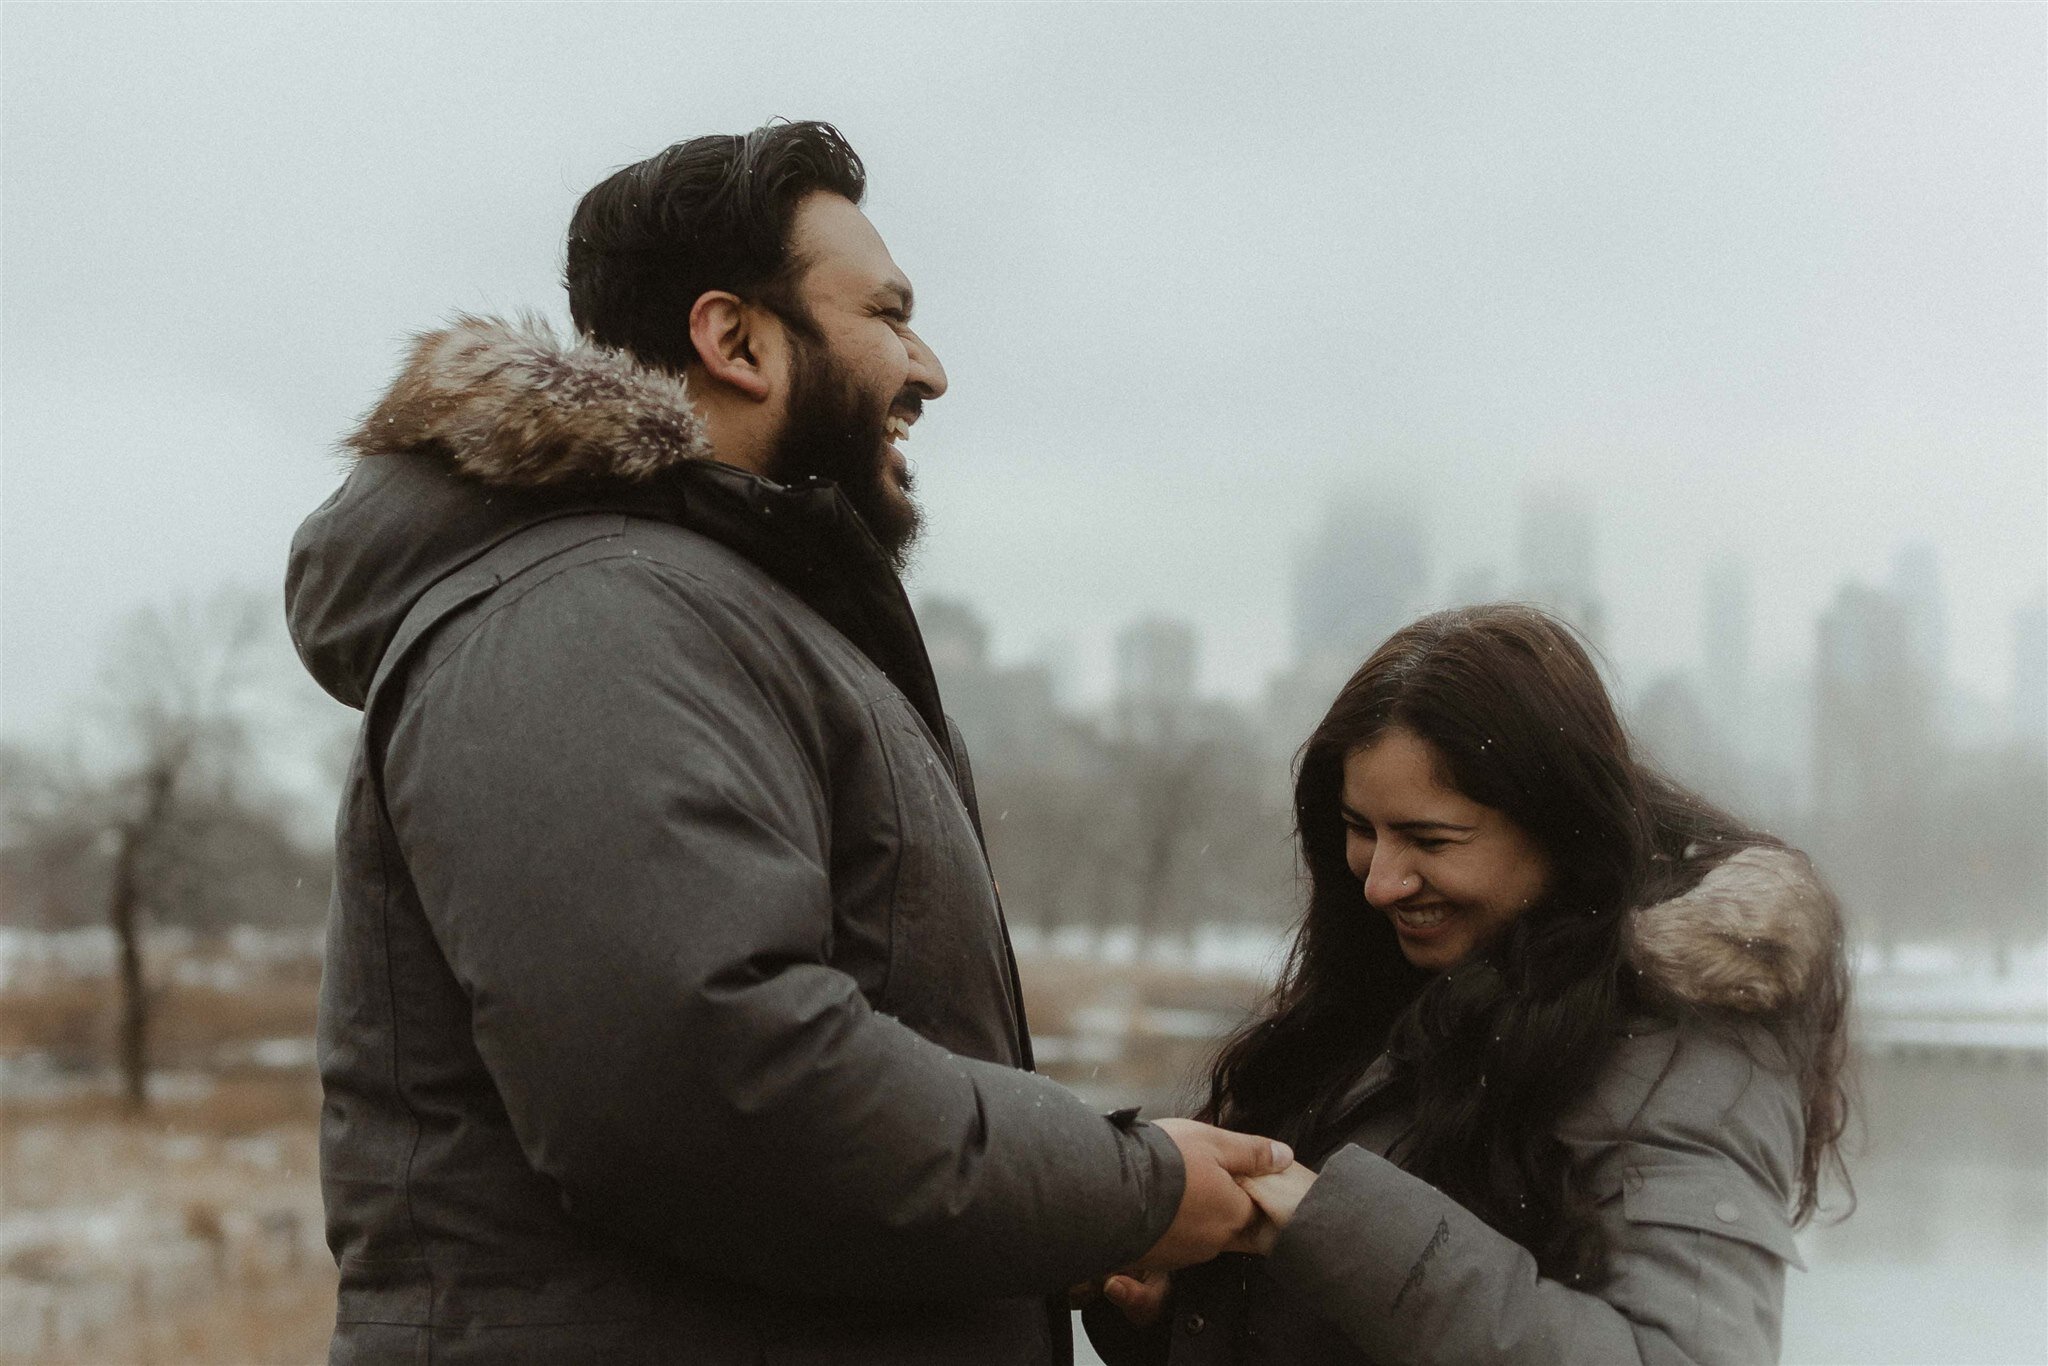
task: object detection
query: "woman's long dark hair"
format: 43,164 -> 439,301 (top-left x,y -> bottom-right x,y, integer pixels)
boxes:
1200,604 -> 1851,1284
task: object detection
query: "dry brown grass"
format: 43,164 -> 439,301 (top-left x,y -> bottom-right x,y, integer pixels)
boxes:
0,975 -> 318,1072
1,1079 -> 333,1366
1017,952 -> 1267,1034
1016,951 -> 1270,1114
0,950 -> 1268,1362
2,952 -> 332,1366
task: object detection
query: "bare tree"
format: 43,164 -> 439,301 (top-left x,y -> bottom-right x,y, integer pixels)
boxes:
1111,737 -> 1225,944
1093,707 -> 1291,949
1,745 -> 105,929
979,762 -> 1119,939
90,591 -> 269,1109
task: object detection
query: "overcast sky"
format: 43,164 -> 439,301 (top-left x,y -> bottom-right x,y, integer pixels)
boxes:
4,3 -> 2042,745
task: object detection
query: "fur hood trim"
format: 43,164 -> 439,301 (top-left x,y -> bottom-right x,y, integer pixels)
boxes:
1628,845 -> 1836,1014
345,314 -> 713,486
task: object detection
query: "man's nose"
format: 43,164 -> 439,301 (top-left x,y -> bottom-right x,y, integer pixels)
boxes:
1362,848 -> 1416,908
906,330 -> 947,400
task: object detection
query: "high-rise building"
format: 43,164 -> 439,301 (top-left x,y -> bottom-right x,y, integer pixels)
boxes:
1888,543 -> 1948,741
1268,496 -> 1429,764
1813,583 -> 1935,823
1812,581 -> 1941,947
919,595 -> 991,680
1289,496 -> 1430,670
916,594 -> 1066,773
1513,483 -> 1604,646
1701,556 -> 1752,742
1113,615 -> 1200,746
2016,592 -> 2047,745
1634,670 -> 1723,795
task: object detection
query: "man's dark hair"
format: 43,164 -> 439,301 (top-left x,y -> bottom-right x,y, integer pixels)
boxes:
565,121 -> 866,373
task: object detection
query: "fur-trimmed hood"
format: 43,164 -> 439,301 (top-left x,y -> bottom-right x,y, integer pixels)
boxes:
288,315 -> 930,722
342,314 -> 714,484
289,316 -> 740,710
1627,844 -> 1837,1015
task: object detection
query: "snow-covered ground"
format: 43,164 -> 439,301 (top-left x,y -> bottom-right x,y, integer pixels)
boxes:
3,926 -> 2042,1363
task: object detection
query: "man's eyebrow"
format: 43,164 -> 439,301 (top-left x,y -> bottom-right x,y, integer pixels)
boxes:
875,280 -> 914,318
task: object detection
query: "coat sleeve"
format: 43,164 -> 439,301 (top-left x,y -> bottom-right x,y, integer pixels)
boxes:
382,557 -> 1184,1299
1265,1027 -> 1805,1365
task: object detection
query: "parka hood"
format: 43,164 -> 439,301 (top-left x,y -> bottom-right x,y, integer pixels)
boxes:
286,315 -> 720,709
340,313 -> 715,486
287,314 -> 944,740
1628,844 -> 1838,1016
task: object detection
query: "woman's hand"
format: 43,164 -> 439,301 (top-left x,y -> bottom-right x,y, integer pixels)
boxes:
1238,1162 -> 1318,1251
1102,1268 -> 1172,1327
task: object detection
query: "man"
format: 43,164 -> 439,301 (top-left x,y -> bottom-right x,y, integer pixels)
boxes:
286,121 -> 1286,1364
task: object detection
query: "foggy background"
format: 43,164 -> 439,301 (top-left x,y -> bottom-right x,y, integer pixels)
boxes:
2,5 -> 2043,1364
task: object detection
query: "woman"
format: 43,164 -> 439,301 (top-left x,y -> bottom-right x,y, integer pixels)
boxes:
1085,604 -> 1851,1366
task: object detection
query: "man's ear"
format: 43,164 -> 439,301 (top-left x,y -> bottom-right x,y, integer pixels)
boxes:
687,291 -> 774,401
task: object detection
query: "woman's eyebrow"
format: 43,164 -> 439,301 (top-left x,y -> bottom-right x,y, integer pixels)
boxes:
1390,820 -> 1477,834
1342,804 -> 1476,834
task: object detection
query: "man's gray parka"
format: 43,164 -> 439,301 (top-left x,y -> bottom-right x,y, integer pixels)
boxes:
286,317 -> 1184,1364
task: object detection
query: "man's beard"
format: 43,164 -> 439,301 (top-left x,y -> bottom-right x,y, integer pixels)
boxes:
765,340 -> 922,574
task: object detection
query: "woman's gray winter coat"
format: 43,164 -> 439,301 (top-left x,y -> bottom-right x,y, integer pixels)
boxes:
288,317 -> 1184,1364
1086,846 -> 1834,1366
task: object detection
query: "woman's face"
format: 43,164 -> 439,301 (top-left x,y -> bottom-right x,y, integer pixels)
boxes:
1340,726 -> 1552,973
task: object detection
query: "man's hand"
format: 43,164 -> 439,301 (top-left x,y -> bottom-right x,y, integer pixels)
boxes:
1102,1268 -> 1172,1327
1132,1118 -> 1292,1271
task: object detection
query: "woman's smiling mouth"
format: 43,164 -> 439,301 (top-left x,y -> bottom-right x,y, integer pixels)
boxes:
1392,903 -> 1451,932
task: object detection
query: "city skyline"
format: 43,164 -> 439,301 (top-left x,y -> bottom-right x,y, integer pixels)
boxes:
4,5 -> 2041,746
923,512 -> 2045,958
934,502 -> 2047,777
944,495 -> 2044,752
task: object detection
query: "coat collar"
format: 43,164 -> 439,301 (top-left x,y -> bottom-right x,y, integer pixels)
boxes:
302,314 -> 953,761
1323,845 -> 1835,1129
344,313 -> 715,483
1625,844 -> 1837,1015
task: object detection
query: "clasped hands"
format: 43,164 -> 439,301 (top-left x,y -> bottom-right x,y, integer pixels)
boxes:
1078,1117 -> 1319,1328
